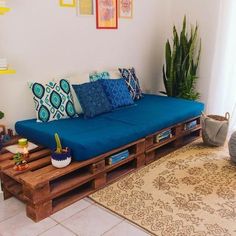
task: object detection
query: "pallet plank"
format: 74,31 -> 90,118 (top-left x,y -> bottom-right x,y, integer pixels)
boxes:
3,156 -> 51,178
0,149 -> 51,171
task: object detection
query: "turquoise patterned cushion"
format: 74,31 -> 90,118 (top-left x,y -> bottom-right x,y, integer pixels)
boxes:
30,79 -> 76,122
89,71 -> 110,82
99,79 -> 134,109
119,68 -> 142,100
72,81 -> 112,118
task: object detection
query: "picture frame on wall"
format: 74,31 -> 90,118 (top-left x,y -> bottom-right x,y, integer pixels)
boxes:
60,0 -> 76,7
119,0 -> 133,19
96,0 -> 118,29
79,0 -> 94,15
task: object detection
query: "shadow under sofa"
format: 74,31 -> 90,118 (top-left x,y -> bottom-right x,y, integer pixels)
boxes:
0,94 -> 204,222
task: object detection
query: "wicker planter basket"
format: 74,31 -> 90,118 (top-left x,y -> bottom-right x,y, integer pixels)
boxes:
202,112 -> 230,147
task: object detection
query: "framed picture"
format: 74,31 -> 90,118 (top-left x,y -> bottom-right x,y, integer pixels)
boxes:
119,0 -> 133,19
60,0 -> 76,7
79,0 -> 93,15
96,0 -> 118,29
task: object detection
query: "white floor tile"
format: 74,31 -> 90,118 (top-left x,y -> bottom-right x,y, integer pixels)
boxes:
0,212 -> 57,236
51,199 -> 91,222
103,221 -> 150,236
84,197 -> 95,204
61,204 -> 123,236
95,204 -> 124,220
0,197 -> 25,222
40,224 -> 76,236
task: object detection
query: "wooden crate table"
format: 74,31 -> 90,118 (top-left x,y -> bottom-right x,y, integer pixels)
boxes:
0,139 -> 146,222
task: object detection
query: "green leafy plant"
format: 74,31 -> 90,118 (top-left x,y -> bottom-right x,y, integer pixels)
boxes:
55,133 -> 63,154
0,111 -> 4,120
13,152 -> 23,165
163,16 -> 201,100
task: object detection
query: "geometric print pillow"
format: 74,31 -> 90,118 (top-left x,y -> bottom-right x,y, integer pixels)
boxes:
29,79 -> 77,122
72,81 -> 112,118
119,68 -> 142,100
89,71 -> 110,82
99,79 -> 134,110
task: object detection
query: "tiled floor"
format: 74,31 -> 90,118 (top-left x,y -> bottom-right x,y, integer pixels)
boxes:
0,190 -> 151,236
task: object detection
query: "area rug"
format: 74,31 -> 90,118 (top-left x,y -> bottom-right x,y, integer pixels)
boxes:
90,141 -> 236,236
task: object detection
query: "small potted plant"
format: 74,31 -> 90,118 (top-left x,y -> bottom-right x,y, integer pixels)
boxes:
13,152 -> 29,171
51,133 -> 71,168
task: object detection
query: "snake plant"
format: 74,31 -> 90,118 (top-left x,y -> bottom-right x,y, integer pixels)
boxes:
163,16 -> 201,100
0,111 -> 4,120
55,133 -> 63,154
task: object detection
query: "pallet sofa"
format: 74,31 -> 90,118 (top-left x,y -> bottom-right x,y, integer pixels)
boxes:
0,94 -> 204,222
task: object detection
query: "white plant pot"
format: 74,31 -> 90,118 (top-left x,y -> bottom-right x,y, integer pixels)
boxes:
51,156 -> 71,168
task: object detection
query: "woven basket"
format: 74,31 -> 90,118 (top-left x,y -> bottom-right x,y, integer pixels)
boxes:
207,113 -> 230,122
202,112 -> 230,147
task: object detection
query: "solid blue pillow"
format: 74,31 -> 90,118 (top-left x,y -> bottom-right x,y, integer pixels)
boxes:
72,81 -> 112,118
99,79 -> 134,110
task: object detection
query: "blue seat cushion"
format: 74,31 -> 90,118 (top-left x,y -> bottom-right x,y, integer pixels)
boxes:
15,94 -> 204,161
99,79 -> 134,109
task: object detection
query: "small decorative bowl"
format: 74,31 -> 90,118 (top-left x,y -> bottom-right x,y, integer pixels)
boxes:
51,148 -> 71,168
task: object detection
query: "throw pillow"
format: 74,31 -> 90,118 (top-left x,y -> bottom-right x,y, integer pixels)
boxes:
99,79 -> 134,109
119,68 -> 142,100
30,79 -> 76,122
54,76 -> 84,114
89,71 -> 110,82
70,84 -> 83,114
72,81 -> 112,118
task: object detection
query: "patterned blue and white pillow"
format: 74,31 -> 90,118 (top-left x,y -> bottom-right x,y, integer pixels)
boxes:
72,81 -> 112,118
30,79 -> 76,122
99,79 -> 134,110
89,71 -> 110,82
119,68 -> 142,100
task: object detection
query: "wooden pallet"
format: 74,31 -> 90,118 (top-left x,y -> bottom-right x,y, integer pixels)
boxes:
0,139 -> 145,222
145,116 -> 201,163
0,116 -> 201,222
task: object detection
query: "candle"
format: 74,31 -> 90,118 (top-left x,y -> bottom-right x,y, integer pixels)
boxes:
18,138 -> 28,148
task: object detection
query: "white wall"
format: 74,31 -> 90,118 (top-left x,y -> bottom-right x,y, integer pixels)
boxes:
0,0 -> 169,128
0,0 -> 222,129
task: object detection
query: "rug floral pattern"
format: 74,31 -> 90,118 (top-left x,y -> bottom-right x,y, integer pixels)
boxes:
90,141 -> 236,236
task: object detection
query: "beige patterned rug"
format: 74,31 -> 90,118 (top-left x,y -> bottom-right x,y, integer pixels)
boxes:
90,141 -> 236,236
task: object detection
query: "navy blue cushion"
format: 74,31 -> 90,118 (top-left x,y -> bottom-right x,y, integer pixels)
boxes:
119,68 -> 142,100
72,82 -> 112,118
99,79 -> 134,109
15,94 -> 204,162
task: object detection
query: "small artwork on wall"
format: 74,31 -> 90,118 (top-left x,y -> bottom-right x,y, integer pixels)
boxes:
79,0 -> 93,15
60,0 -> 76,7
119,0 -> 133,18
96,0 -> 118,29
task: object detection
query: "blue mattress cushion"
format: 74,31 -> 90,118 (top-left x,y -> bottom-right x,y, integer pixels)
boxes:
72,81 -> 112,118
99,79 -> 134,109
15,94 -> 204,161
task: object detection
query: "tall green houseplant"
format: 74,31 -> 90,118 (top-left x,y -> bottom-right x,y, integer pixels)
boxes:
163,16 -> 201,100
0,111 -> 4,120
